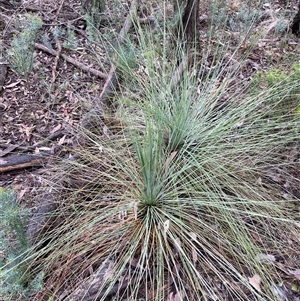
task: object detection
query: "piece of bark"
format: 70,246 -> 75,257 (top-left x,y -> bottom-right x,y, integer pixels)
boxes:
0,57 -> 7,92
173,0 -> 200,45
63,259 -> 115,301
0,154 -> 48,173
26,193 -> 59,245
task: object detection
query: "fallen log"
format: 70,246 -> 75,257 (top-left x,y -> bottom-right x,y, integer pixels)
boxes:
0,154 -> 48,173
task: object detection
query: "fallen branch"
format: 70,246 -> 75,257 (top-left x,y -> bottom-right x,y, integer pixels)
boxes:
0,154 -> 48,173
34,43 -> 108,79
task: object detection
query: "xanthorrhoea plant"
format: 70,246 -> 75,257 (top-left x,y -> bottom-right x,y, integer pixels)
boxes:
26,2 -> 300,300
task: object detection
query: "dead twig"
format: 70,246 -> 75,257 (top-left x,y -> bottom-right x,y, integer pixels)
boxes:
0,130 -> 66,157
0,144 -> 20,157
51,38 -> 62,88
56,0 -> 65,16
31,130 -> 66,149
51,37 -> 62,86
34,43 -> 108,79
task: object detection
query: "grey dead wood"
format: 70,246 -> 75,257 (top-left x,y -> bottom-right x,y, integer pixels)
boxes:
0,57 -> 7,92
62,259 -> 115,301
0,154 -> 48,173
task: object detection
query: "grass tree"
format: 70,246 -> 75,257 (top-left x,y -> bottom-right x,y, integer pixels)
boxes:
6,2 -> 299,301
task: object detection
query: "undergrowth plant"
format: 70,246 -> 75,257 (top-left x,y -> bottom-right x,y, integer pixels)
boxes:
0,188 -> 42,300
251,63 -> 300,90
250,64 -> 300,119
6,14 -> 42,77
84,9 -> 102,43
23,2 -> 300,301
62,23 -> 78,50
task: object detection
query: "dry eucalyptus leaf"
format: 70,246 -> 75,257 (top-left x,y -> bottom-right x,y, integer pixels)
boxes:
50,123 -> 62,134
168,291 -> 182,301
248,274 -> 262,292
58,135 -> 66,145
192,247 -> 197,265
5,81 -> 21,89
133,202 -> 138,220
163,219 -> 170,239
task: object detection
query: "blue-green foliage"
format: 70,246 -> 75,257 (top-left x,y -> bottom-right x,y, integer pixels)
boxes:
209,2 -> 262,33
63,23 -> 78,50
0,188 -> 43,300
84,9 -> 101,42
7,14 -> 43,77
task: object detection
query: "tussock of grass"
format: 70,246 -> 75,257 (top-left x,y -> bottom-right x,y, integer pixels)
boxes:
19,4 -> 300,301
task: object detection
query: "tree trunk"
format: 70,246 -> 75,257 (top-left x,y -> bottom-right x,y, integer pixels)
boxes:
291,2 -> 300,36
174,0 -> 200,45
82,0 -> 105,13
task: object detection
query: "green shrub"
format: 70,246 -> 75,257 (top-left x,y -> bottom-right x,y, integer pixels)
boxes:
62,23 -> 78,50
251,64 -> 300,90
250,64 -> 300,119
6,14 -> 42,77
0,188 -> 43,300
84,10 -> 101,42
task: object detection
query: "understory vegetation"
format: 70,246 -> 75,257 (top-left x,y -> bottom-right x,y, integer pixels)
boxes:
1,1 -> 300,301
